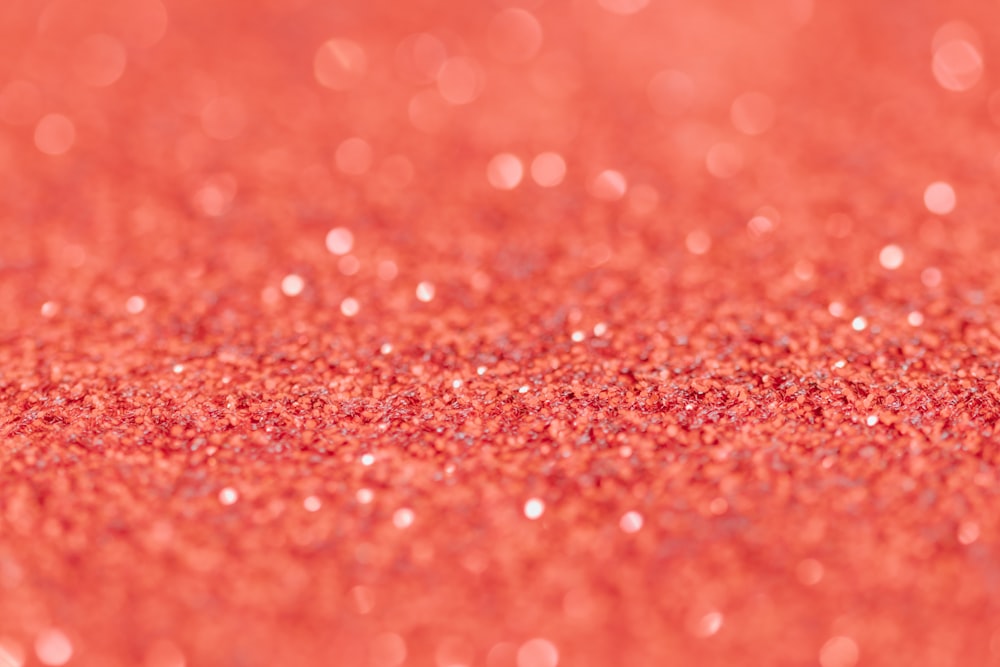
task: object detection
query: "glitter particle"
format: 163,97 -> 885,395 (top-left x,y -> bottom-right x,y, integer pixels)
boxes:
924,182 -> 956,215
325,227 -> 354,255
524,498 -> 545,519
878,244 -> 904,270
416,281 -> 436,302
619,511 -> 643,533
281,274 -> 305,297
393,508 -> 415,529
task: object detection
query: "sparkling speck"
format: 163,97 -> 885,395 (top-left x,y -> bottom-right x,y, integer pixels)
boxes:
593,322 -> 608,336
218,487 -> 239,505
361,453 -> 376,466
571,331 -> 585,342
530,152 -> 566,187
303,495 -> 322,512
34,629 -> 72,667
340,297 -> 360,317
40,301 -> 58,318
851,316 -> 867,331
524,498 -> 545,519
281,274 -> 305,297
416,281 -> 436,302
356,488 -> 374,504
878,244 -> 904,270
692,611 -> 724,638
924,181 -> 955,215
393,507 -> 415,529
325,227 -> 354,255
907,311 -> 924,326
866,415 -> 878,427
125,295 -> 146,314
619,511 -> 643,533
487,153 -> 524,190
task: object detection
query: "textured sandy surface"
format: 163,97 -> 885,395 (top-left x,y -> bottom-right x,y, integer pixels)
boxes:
2,1 -> 1000,665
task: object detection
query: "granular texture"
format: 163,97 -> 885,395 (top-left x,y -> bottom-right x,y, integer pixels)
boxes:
2,1 -> 1000,666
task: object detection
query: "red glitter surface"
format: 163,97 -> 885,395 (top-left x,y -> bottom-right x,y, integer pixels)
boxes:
2,0 -> 1000,666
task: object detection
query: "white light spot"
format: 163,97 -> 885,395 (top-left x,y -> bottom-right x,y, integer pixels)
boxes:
685,230 -> 711,255
356,488 -> 374,504
851,316 -> 867,331
437,57 -> 483,105
593,322 -> 608,336
518,385 -> 530,394
524,498 -> 545,519
172,364 -> 184,374
34,630 -> 72,667
819,636 -> 859,667
530,152 -> 566,187
40,301 -> 58,318
476,366 -> 487,376
361,453 -> 376,466
866,415 -> 878,427
730,91 -> 775,135
570,331 -> 585,342
619,510 -> 643,533
907,311 -> 924,326
920,267 -> 942,288
325,227 -> 354,255
416,281 -> 436,302
218,487 -> 238,505
303,495 -> 322,512
314,39 -> 367,91
34,114 -> 75,156
693,611 -> 724,638
828,301 -> 845,317
487,8 -> 544,64
452,379 -> 463,389
517,638 -> 558,667
126,295 -> 146,314
380,343 -> 393,355
590,170 -> 627,201
393,507 -> 415,529
833,360 -> 846,369
879,244 -> 904,270
705,142 -> 743,178
281,274 -> 305,297
487,153 -> 524,190
340,297 -> 360,317
924,181 -> 955,215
